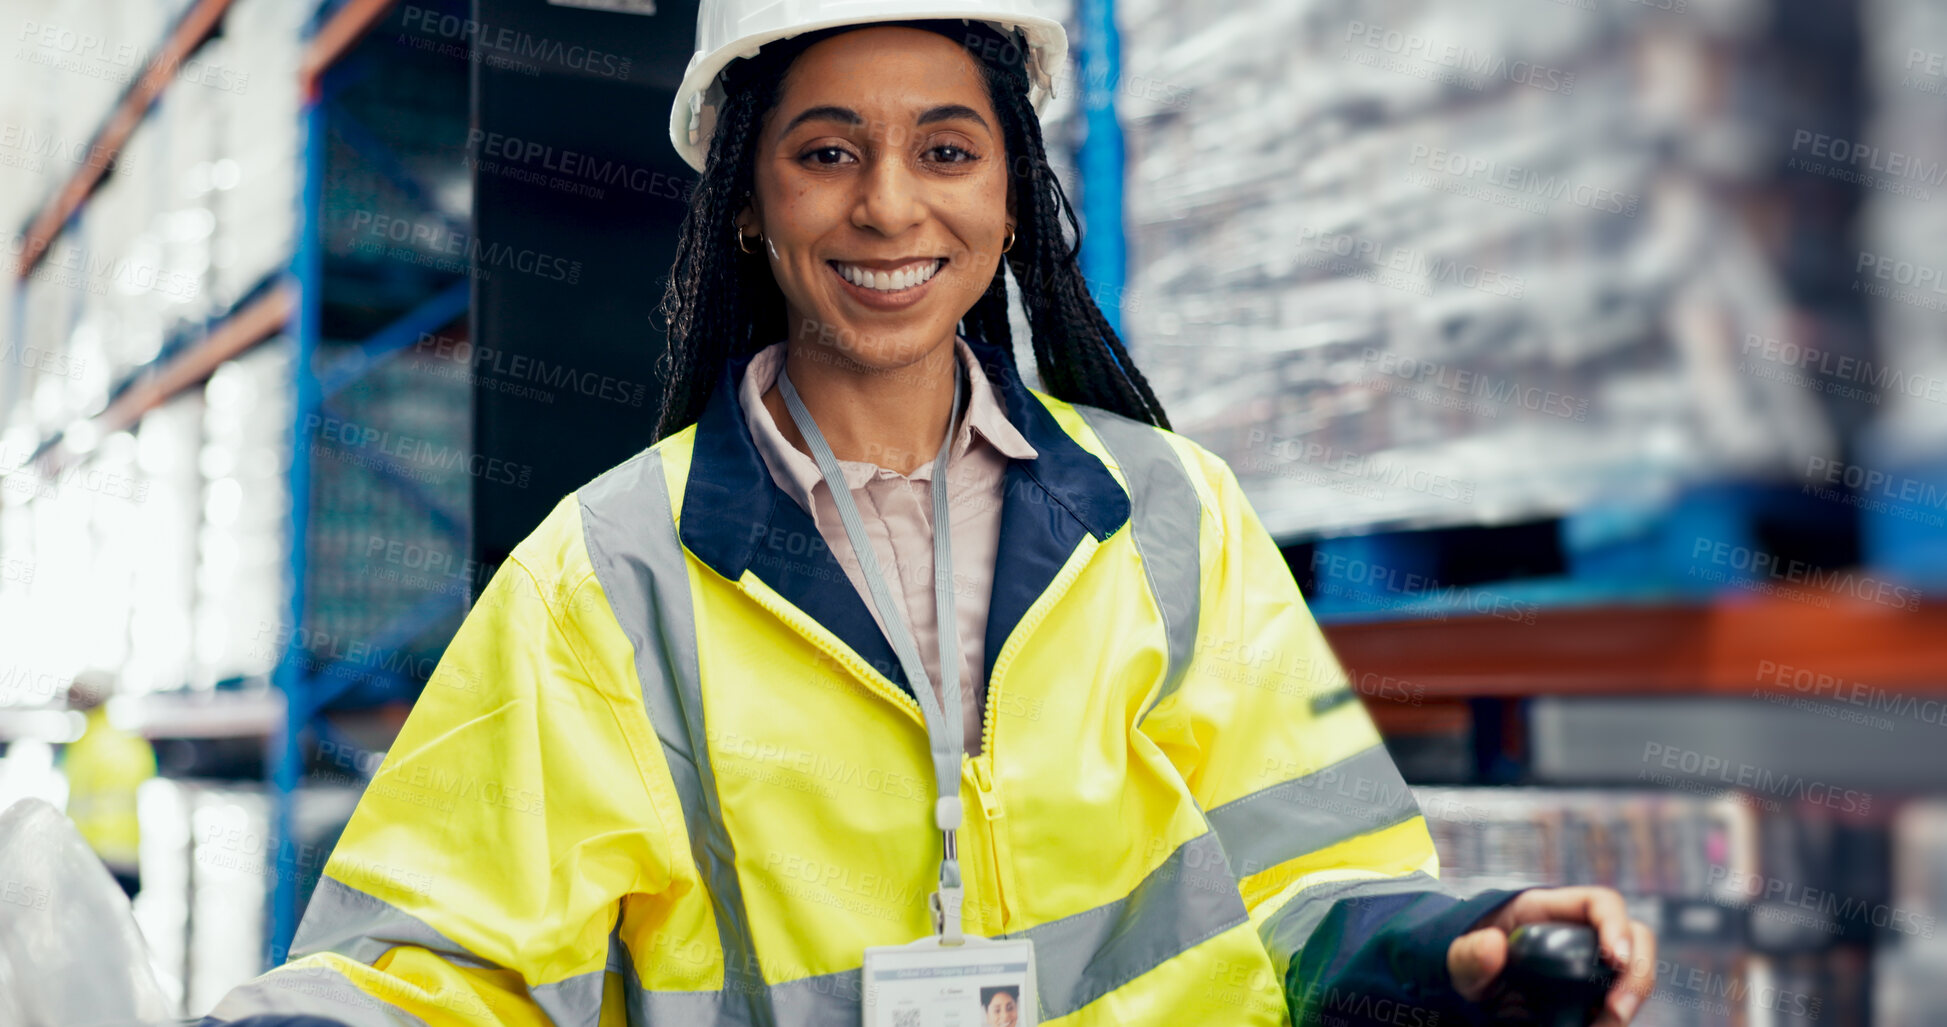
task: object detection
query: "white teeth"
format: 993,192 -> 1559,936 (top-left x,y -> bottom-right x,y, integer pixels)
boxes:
837,259 -> 941,292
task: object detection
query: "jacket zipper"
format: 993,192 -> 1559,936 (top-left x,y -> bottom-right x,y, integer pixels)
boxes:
749,533 -> 1107,939
973,535 -> 1104,936
968,752 -> 1008,930
747,581 -> 991,933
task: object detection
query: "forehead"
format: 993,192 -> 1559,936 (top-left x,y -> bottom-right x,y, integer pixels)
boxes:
778,26 -> 990,113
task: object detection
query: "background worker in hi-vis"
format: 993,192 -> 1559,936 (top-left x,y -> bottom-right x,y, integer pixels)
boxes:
207,1 -> 1657,1023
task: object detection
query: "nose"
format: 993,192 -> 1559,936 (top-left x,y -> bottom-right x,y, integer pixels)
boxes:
852,152 -> 926,238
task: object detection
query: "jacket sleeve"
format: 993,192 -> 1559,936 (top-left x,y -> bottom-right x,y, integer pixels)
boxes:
1137,440 -> 1523,1027
203,548 -> 677,1027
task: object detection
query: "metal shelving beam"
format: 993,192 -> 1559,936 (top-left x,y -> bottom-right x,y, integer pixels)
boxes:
300,0 -> 401,97
315,279 -> 470,399
0,283 -> 296,479
12,0 -> 240,280
1321,596 -> 1947,698
96,287 -> 299,433
269,90 -> 329,966
1076,0 -> 1127,340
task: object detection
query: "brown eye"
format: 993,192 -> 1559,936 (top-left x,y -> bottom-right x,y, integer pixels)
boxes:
929,145 -> 976,163
802,146 -> 855,166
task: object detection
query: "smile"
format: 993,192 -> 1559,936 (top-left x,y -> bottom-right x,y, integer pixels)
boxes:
828,257 -> 947,293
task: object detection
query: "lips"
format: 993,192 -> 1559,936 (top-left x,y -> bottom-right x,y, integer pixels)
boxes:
828,257 -> 947,292
823,256 -> 952,312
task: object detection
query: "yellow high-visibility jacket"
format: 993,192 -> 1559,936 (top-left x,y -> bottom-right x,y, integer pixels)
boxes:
64,705 -> 156,871
210,339 -> 1516,1026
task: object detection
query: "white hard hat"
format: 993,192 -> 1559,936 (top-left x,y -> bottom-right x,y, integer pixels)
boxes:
669,0 -> 1067,173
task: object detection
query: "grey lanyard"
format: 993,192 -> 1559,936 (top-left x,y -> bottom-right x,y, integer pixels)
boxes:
775,354 -> 970,944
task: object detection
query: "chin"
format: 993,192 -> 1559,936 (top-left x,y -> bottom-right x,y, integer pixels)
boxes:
796,311 -> 961,372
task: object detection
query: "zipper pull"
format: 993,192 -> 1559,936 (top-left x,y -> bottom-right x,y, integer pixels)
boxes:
969,757 -> 1002,819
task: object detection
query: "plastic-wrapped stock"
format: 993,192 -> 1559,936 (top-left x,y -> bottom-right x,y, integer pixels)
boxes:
0,798 -> 173,1027
1101,0 -> 1831,538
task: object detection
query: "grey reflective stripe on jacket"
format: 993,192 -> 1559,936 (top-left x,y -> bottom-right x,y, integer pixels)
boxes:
1207,745 -> 1444,981
1206,743 -> 1423,880
1074,417 -> 1453,985
240,875 -> 609,1025
581,446 -> 774,1025
208,959 -> 429,1027
1073,406 -> 1202,721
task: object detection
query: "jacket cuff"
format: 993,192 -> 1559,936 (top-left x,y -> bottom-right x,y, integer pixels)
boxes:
1283,885 -> 1530,1027
1397,887 -> 1529,1026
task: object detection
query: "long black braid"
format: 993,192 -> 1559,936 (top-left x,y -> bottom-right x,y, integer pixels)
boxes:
653,18 -> 1170,441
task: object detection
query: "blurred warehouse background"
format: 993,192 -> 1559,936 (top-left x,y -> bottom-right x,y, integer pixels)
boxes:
0,0 -> 1944,1022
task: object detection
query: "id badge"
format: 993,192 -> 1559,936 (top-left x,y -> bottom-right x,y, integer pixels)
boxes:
861,935 -> 1036,1027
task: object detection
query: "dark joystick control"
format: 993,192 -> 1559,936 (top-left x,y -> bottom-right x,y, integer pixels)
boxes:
1499,923 -> 1616,1027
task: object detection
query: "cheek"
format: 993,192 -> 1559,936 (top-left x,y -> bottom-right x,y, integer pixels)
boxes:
756,167 -> 841,250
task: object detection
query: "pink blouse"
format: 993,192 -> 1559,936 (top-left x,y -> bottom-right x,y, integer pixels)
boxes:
740,337 -> 1038,757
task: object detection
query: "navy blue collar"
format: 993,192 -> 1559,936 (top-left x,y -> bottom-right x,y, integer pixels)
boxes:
678,337 -> 1131,695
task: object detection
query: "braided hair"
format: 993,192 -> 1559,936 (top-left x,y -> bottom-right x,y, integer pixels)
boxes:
652,18 -> 1170,441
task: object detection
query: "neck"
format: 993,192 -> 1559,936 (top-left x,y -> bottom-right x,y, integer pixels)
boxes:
763,330 -> 962,475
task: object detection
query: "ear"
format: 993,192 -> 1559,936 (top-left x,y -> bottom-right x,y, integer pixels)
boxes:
735,193 -> 761,236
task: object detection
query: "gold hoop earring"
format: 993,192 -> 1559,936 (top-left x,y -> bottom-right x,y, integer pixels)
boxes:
736,228 -> 762,255
1001,225 -> 1016,253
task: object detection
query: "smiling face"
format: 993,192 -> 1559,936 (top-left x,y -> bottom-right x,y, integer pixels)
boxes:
737,25 -> 1012,374
984,990 -> 1018,1027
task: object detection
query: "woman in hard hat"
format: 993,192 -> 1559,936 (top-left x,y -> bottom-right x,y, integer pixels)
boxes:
208,2 -> 1656,1025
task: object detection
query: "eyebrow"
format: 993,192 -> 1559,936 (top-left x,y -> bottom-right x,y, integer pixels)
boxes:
777,103 -> 990,140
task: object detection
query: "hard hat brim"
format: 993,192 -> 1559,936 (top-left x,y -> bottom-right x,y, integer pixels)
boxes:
667,11 -> 1067,174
